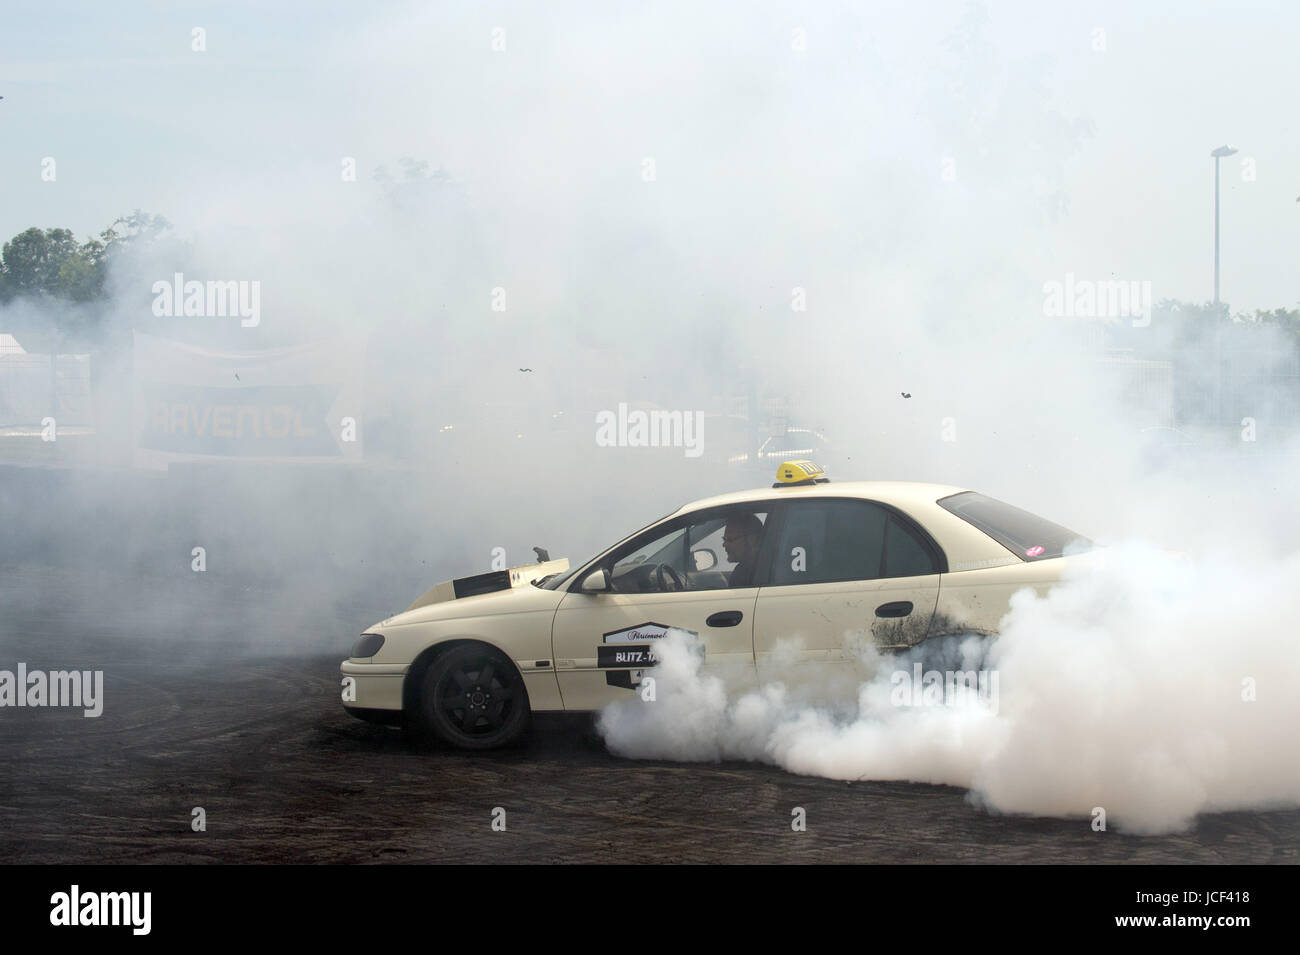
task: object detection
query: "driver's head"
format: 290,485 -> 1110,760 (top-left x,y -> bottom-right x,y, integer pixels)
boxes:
722,513 -> 762,564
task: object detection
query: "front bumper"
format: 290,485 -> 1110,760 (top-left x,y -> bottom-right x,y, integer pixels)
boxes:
340,660 -> 408,713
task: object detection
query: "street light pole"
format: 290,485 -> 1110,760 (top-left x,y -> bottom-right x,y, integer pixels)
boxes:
1209,145 -> 1238,426
1210,145 -> 1237,305
1214,155 -> 1220,304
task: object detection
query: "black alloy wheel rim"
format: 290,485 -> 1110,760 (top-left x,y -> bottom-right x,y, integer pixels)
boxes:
438,660 -> 515,735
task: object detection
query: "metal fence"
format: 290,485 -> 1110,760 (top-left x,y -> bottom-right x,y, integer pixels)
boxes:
0,353 -> 92,427
1098,345 -> 1300,433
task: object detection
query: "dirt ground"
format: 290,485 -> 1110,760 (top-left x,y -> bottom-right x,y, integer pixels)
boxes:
2,572 -> 1298,864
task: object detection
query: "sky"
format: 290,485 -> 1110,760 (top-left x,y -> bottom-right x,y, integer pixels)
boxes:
2,0 -> 1298,314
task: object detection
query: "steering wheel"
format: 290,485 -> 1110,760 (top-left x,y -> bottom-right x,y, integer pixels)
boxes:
652,563 -> 685,593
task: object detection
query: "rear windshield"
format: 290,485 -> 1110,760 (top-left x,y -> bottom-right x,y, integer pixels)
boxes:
938,491 -> 1091,561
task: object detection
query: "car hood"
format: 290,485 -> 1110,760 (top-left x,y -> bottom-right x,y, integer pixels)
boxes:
374,558 -> 571,628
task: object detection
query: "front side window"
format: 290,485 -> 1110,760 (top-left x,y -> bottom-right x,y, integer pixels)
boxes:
601,506 -> 770,593
696,510 -> 767,589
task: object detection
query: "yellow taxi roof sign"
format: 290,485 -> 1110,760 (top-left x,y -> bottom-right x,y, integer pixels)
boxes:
774,460 -> 829,487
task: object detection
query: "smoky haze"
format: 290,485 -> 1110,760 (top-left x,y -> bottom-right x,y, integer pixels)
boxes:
2,2 -> 1299,831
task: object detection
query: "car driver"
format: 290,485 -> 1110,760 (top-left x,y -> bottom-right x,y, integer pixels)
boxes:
722,514 -> 763,587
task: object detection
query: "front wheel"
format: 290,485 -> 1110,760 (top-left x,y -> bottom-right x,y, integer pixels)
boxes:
417,644 -> 531,750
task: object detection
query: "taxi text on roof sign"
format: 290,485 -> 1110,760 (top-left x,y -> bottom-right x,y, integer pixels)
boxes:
774,459 -> 827,485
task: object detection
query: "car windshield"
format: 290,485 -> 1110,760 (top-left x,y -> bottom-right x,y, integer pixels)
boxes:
539,507 -> 685,590
614,527 -> 687,571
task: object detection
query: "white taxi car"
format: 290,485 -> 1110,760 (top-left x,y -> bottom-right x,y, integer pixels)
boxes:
340,461 -> 1095,749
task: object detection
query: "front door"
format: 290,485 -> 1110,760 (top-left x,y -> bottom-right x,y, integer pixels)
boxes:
551,505 -> 772,710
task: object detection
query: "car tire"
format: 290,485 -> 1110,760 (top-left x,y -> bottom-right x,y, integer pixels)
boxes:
416,644 -> 531,750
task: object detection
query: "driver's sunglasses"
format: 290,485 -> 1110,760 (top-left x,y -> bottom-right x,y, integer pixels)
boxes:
722,532 -> 752,545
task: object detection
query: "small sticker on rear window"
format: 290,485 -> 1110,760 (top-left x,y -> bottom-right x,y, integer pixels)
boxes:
1025,545 -> 1045,557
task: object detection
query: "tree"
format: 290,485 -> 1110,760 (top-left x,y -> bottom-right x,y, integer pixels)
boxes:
0,227 -> 86,302
0,213 -> 173,307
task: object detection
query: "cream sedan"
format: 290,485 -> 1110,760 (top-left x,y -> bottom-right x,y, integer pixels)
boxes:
340,462 -> 1095,749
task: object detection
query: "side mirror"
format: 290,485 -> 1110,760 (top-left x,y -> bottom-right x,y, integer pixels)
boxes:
692,548 -> 717,571
580,568 -> 611,593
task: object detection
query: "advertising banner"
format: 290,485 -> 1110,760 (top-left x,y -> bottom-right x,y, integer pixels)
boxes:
132,332 -> 363,469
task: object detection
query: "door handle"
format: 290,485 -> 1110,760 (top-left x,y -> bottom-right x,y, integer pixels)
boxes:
706,610 -> 744,627
875,601 -> 913,618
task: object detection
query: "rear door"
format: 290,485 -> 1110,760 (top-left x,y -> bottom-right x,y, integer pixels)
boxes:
753,498 -> 943,666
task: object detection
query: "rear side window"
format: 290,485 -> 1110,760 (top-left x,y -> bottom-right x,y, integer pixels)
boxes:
938,492 -> 1091,561
883,517 -> 936,577
769,500 -> 941,585
770,500 -> 885,585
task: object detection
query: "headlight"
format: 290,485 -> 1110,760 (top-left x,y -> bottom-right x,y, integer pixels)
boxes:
351,633 -> 385,658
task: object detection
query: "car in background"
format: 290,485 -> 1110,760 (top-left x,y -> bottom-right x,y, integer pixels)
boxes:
341,461 -> 1096,749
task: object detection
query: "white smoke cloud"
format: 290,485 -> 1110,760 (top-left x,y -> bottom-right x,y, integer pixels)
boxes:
599,542 -> 1300,833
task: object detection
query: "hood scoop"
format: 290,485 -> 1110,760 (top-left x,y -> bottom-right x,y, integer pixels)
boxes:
406,557 -> 570,612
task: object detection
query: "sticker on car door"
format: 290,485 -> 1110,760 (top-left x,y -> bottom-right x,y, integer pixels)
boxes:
600,622 -> 699,688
